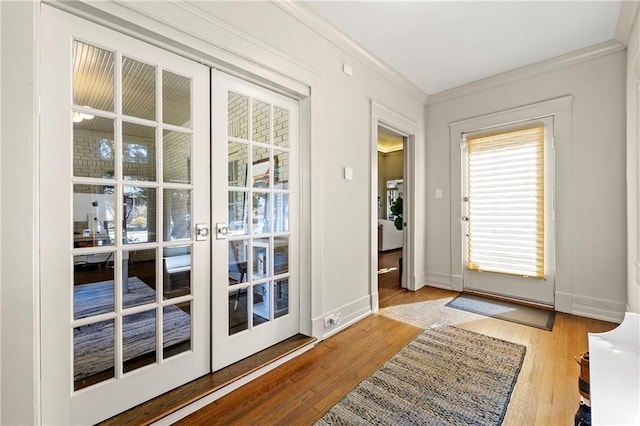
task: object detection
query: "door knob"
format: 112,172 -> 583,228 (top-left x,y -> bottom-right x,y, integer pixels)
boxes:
196,223 -> 210,241
216,223 -> 229,240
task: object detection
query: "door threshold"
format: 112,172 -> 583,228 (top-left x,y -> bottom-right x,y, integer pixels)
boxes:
99,334 -> 317,426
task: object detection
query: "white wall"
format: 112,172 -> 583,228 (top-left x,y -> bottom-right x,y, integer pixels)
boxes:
380,151 -> 404,180
115,0 -> 426,330
0,1 -> 427,422
0,0 -> 3,417
626,4 -> 640,314
378,150 -> 404,219
1,1 -> 39,424
425,49 -> 627,322
189,1 -> 426,326
378,153 -> 385,219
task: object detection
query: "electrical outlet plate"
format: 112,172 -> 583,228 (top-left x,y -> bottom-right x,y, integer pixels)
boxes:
324,313 -> 341,328
324,317 -> 331,328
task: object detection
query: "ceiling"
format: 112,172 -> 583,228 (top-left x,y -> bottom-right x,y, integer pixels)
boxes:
304,1 -> 622,95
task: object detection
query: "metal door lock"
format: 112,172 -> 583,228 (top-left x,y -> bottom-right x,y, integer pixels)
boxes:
196,224 -> 210,241
216,223 -> 229,240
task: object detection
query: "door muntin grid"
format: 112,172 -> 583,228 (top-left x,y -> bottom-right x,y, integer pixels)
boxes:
71,40 -> 196,390
227,92 -> 291,335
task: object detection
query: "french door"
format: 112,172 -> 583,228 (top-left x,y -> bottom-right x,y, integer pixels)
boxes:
40,6 -> 210,424
40,6 -> 303,423
211,72 -> 300,370
462,117 -> 555,305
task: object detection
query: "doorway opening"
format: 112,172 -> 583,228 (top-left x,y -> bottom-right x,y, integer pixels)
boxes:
376,126 -> 405,305
370,101 -> 418,311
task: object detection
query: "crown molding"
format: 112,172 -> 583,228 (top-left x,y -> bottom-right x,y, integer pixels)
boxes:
377,146 -> 403,154
170,1 -> 320,80
274,1 -> 429,105
428,40 -> 625,106
615,1 -> 640,44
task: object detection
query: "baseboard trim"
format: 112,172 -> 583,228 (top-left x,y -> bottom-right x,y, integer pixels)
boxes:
555,291 -> 572,313
413,272 -> 429,290
421,281 -> 453,292
556,291 -> 625,323
451,274 -> 463,291
319,310 -> 372,340
423,272 -> 452,289
311,295 -> 372,339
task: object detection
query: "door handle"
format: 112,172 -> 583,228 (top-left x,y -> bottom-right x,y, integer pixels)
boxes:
216,223 -> 229,240
196,223 -> 210,241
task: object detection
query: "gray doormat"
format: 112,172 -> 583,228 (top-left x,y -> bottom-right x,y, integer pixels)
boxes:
446,293 -> 555,331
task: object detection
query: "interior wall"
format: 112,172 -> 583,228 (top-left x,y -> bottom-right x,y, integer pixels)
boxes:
377,150 -> 403,220
1,2 -> 39,424
1,1 -> 427,421
425,50 -> 627,322
179,2 -> 427,326
626,6 -> 640,314
0,0 -> 3,417
377,153 -> 385,219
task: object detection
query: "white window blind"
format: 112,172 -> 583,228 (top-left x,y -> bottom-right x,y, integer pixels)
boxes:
466,125 -> 544,278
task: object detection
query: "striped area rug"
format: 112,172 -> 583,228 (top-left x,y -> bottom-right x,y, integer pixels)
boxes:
73,278 -> 191,380
316,324 -> 526,426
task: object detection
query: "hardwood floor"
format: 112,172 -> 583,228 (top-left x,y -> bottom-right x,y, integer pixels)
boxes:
176,250 -> 617,425
377,248 -> 403,305
100,335 -> 316,425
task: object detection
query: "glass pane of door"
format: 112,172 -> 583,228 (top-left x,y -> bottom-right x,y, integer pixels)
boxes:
70,39 -> 197,389
226,91 -> 287,336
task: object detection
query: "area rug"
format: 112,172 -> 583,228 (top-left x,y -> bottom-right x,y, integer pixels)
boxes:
73,278 -> 191,381
446,294 -> 555,331
74,276 -> 158,319
316,324 -> 526,426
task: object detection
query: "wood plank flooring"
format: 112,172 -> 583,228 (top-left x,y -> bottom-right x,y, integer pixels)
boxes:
100,334 -> 315,425
176,250 -> 617,425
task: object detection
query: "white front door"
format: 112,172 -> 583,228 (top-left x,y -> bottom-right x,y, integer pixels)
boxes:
462,118 -> 555,305
40,6 -> 210,424
211,72 -> 300,370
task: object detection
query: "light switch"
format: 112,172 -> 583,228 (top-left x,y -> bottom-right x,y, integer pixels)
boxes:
435,188 -> 443,199
344,167 -> 353,180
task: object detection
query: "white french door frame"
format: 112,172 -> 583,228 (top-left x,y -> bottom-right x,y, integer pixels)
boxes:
449,96 -> 573,306
371,101 -> 419,311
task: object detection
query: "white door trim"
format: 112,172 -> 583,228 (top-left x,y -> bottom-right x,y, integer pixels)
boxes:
371,100 -> 419,311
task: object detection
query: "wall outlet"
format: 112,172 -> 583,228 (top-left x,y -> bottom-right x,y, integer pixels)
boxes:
324,313 -> 342,328
324,316 -> 332,328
